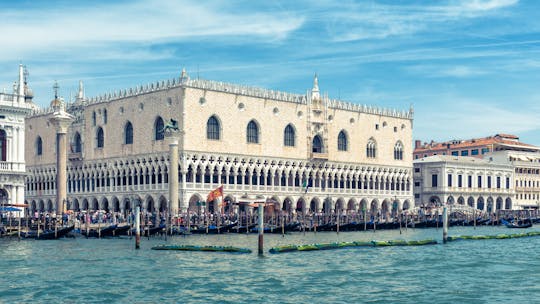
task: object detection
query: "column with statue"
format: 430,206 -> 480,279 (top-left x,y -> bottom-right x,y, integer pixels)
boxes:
48,82 -> 74,217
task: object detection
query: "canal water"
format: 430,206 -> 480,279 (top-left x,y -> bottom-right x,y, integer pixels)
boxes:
1,225 -> 539,303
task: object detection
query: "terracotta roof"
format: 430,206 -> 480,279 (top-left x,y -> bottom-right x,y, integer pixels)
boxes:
414,134 -> 539,154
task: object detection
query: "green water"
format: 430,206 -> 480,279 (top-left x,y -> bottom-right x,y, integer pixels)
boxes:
1,225 -> 539,303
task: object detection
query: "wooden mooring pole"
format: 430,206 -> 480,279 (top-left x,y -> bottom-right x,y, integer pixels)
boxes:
135,206 -> 141,249
258,202 -> 264,255
443,206 -> 448,243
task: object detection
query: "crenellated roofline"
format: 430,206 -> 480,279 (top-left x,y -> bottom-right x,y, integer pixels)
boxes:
29,73 -> 414,120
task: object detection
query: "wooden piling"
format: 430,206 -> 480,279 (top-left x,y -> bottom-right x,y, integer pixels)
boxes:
443,206 -> 448,243
258,203 -> 264,255
135,206 -> 141,249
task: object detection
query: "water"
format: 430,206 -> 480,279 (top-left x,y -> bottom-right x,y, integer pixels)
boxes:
1,226 -> 539,303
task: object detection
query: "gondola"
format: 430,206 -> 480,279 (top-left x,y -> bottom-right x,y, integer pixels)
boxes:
232,223 -> 257,233
141,225 -> 165,236
21,225 -> 75,240
190,222 -> 237,234
81,224 -> 117,238
113,225 -> 131,236
258,222 -> 301,234
501,218 -> 533,228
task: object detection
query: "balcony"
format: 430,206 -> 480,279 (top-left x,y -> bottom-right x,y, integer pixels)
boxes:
310,152 -> 328,160
69,152 -> 83,161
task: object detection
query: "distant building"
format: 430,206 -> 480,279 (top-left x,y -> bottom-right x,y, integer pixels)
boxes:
0,65 -> 35,212
413,134 -> 540,160
487,150 -> 540,210
413,133 -> 540,210
413,155 -> 514,211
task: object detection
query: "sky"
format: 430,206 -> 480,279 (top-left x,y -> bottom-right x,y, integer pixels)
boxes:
1,0 -> 540,145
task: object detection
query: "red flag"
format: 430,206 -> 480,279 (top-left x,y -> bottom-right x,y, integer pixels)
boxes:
206,186 -> 223,203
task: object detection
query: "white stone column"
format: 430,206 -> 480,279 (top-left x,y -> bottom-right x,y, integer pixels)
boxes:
49,110 -> 73,216
168,135 -> 179,215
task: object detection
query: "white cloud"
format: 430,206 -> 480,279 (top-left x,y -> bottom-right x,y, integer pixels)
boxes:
0,0 -> 304,60
321,0 -> 519,42
463,0 -> 519,11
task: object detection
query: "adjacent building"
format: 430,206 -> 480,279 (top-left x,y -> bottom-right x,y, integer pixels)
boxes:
487,150 -> 540,210
24,70 -> 415,216
413,155 -> 514,211
413,134 -> 540,160
0,65 -> 35,211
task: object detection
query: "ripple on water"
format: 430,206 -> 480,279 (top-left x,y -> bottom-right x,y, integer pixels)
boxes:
1,226 -> 539,303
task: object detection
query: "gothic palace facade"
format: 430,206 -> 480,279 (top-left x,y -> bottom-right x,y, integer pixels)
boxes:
24,70 -> 414,216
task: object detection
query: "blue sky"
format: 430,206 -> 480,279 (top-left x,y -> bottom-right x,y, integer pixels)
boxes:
1,0 -> 540,145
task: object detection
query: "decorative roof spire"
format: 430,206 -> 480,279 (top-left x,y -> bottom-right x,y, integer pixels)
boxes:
17,64 -> 24,102
311,73 -> 320,100
77,80 -> 85,101
180,67 -> 189,83
53,81 -> 59,99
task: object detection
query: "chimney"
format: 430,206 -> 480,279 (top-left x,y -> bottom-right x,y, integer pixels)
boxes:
415,140 -> 421,149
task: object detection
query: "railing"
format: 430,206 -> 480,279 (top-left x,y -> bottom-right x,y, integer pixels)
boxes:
68,152 -> 83,161
310,152 -> 328,160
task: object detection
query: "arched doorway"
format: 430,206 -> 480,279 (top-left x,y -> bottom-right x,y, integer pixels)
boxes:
309,198 -> 319,213
467,197 -> 475,208
477,197 -> 485,211
505,198 -> 512,210
496,197 -> 503,210
296,198 -> 305,214
312,135 -> 323,153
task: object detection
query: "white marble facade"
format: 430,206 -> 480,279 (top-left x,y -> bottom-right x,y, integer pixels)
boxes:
1,65 -> 35,212
25,70 -> 414,216
413,155 -> 515,211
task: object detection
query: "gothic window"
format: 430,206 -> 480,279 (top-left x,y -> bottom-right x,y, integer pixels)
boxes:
312,135 -> 323,153
207,116 -> 220,140
284,124 -> 295,147
0,129 -> 6,161
125,121 -> 133,144
73,132 -> 82,153
103,109 -> 108,124
92,111 -> 96,126
338,130 -> 348,151
394,141 -> 403,160
366,138 -> 377,158
154,116 -> 164,141
36,136 -> 43,156
247,120 -> 259,143
96,127 -> 104,148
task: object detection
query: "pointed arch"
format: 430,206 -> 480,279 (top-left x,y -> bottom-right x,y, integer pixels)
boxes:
36,136 -> 43,156
154,116 -> 164,140
73,132 -> 82,153
247,120 -> 259,143
312,135 -> 323,153
394,141 -> 403,160
124,121 -> 133,144
338,130 -> 348,151
207,115 -> 221,140
367,138 -> 377,158
284,124 -> 295,147
96,127 -> 104,148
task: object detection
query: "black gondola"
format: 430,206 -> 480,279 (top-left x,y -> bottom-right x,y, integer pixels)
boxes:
81,224 -> 117,238
113,225 -> 131,236
190,222 -> 237,234
21,225 -> 75,240
502,218 -> 533,228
